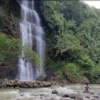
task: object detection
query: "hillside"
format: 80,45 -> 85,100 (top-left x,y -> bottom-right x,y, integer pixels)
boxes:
0,0 -> 100,83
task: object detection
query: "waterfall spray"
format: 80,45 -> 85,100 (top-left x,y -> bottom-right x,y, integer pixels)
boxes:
18,0 -> 45,81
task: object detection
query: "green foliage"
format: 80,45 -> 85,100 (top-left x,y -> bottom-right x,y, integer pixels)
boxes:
1,0 -> 100,82
46,56 -> 81,79
46,56 -> 65,69
42,0 -> 100,82
77,55 -> 94,76
56,69 -> 64,79
46,56 -> 66,78
0,55 -> 4,65
92,64 -> 100,80
55,33 -> 82,54
42,0 -> 66,45
0,32 -> 20,64
22,46 -> 40,66
0,32 -> 39,69
0,0 -> 20,19
63,63 -> 81,78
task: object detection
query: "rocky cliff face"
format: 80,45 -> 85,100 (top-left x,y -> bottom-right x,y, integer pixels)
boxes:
0,0 -> 44,37
0,0 -> 20,79
0,17 -> 19,38
0,0 -> 43,79
0,16 -> 19,79
0,59 -> 18,79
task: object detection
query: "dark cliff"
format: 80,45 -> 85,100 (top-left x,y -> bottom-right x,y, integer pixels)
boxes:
0,0 -> 44,79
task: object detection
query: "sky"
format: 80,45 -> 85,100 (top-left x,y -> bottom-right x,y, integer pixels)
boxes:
81,0 -> 100,9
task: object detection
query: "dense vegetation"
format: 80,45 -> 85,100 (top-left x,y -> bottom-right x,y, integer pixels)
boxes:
0,0 -> 100,83
0,32 -> 20,65
41,0 -> 100,82
0,0 -> 39,79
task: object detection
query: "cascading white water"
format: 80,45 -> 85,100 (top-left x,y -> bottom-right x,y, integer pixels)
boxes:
18,0 -> 45,81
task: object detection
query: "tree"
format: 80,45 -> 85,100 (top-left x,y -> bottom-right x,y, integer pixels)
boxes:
0,32 -> 20,64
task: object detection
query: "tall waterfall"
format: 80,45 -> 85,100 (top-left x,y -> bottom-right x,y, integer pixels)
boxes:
18,0 -> 45,81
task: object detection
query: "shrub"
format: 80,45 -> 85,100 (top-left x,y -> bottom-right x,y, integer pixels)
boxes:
21,45 -> 40,66
63,63 -> 81,78
77,54 -> 94,79
92,64 -> 100,80
56,63 -> 82,80
0,32 -> 20,64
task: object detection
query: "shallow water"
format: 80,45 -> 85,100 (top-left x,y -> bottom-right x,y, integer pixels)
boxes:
0,84 -> 100,100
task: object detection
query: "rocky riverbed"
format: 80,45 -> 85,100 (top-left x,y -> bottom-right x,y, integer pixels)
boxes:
0,84 -> 100,100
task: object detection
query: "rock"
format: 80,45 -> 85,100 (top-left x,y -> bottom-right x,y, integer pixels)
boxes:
96,78 -> 100,84
69,94 -> 83,100
90,92 -> 94,94
86,96 -> 90,98
0,59 -> 17,79
52,90 -> 58,94
69,96 -> 75,99
93,96 -> 99,98
75,97 -> 83,100
43,81 -> 51,87
62,94 -> 69,98
63,71 -> 89,83
2,17 -> 19,38
79,77 -> 90,84
20,94 -> 24,96
61,98 -> 70,100
33,83 -> 39,88
36,74 -> 47,81
0,80 -> 52,88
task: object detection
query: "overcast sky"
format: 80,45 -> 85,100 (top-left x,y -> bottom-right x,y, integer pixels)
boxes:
81,0 -> 100,9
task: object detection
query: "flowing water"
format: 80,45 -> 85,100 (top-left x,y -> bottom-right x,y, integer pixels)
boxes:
18,0 -> 45,81
0,84 -> 100,100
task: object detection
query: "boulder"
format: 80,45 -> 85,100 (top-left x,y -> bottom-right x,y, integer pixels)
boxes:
78,76 -> 89,84
63,71 -> 89,83
33,82 -> 39,88
36,74 -> 47,81
93,96 -> 99,98
75,97 -> 83,100
0,80 -> 52,88
2,17 -> 19,38
69,94 -> 83,100
52,90 -> 58,94
95,78 -> 100,84
86,96 -> 90,98
62,94 -> 69,97
42,81 -> 51,87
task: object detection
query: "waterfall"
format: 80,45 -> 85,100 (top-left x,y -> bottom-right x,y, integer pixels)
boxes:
18,0 -> 45,81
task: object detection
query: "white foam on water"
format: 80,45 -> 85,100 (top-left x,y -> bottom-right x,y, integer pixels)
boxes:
18,0 -> 45,81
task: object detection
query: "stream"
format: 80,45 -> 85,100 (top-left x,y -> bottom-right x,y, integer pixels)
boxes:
0,84 -> 100,100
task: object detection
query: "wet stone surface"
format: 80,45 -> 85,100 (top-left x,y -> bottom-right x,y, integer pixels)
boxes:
0,84 -> 100,100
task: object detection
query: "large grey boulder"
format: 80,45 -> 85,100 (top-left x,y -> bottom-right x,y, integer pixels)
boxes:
36,74 -> 47,81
